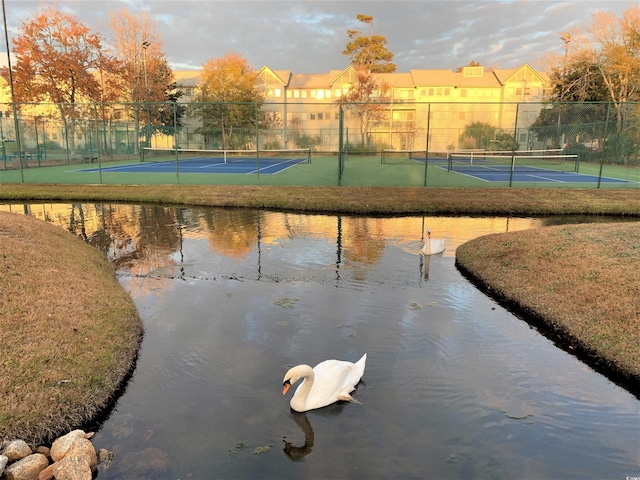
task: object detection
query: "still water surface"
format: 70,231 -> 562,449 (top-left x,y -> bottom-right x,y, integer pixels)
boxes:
3,204 -> 639,479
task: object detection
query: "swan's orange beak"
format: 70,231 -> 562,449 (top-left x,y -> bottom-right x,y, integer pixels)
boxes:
282,382 -> 291,395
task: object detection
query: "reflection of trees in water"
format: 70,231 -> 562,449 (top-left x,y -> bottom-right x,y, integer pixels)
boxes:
4,204 -> 555,291
341,217 -> 386,282
199,208 -> 260,259
104,205 -> 180,274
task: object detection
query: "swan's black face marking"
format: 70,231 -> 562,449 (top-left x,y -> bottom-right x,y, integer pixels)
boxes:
283,379 -> 291,387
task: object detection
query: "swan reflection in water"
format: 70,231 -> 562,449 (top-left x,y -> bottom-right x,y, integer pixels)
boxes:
283,402 -> 354,462
283,412 -> 315,461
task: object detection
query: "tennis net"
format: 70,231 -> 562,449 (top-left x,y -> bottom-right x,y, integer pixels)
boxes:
381,149 -> 464,165
447,149 -> 578,173
142,147 -> 312,165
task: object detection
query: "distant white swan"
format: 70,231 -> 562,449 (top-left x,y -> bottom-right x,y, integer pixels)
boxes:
282,354 -> 367,412
422,229 -> 445,255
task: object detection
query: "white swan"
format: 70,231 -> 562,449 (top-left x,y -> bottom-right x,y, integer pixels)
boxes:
422,229 -> 445,255
282,354 -> 367,412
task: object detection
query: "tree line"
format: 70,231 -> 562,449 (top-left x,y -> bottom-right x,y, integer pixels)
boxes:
2,5 -> 639,159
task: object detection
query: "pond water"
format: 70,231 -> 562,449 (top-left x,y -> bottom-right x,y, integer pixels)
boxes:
3,204 -> 639,479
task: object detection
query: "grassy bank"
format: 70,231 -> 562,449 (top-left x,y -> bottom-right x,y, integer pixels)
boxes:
0,184 -> 638,445
456,223 -> 640,396
0,184 -> 639,216
0,212 -> 143,445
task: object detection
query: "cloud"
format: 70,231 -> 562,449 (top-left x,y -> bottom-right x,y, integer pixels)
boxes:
2,0 -> 637,73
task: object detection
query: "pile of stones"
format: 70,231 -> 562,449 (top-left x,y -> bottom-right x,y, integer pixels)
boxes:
0,430 -> 113,480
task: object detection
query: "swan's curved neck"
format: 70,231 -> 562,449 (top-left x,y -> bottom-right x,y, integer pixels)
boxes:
291,366 -> 314,411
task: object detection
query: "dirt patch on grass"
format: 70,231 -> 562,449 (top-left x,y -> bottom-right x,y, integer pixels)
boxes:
456,222 -> 640,397
0,212 -> 143,445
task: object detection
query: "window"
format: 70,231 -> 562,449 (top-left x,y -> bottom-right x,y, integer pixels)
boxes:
334,88 -> 342,98
310,113 -> 316,120
316,90 -> 324,100
392,110 -> 415,121
318,112 -> 324,120
301,90 -> 308,98
395,89 -> 414,99
293,90 -> 300,99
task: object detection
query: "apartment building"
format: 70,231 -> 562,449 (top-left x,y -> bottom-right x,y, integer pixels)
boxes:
0,63 -> 549,155
174,63 -> 549,152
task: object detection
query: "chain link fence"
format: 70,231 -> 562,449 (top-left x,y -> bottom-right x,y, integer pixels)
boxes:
0,101 -> 637,187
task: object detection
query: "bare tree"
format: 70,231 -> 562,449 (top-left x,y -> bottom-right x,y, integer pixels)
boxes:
109,9 -> 177,151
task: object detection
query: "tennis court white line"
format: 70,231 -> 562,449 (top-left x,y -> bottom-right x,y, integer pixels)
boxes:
246,159 -> 302,174
526,174 -> 566,183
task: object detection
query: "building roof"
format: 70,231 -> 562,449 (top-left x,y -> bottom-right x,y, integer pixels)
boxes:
173,64 -> 547,90
410,69 -> 502,88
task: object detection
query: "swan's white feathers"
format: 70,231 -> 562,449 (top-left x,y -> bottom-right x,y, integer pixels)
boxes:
423,229 -> 445,255
282,353 -> 366,412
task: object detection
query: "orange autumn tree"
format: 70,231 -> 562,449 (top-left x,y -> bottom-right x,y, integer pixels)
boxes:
8,6 -> 118,153
193,52 -> 265,149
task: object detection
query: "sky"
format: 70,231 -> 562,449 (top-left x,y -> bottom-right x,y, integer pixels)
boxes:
1,0 -> 637,73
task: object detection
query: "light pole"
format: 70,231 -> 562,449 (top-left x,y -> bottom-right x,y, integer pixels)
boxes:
142,40 -> 151,148
561,32 -> 571,74
558,33 -> 571,149
2,0 -> 23,181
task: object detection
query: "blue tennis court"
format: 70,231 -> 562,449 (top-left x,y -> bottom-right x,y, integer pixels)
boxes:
78,158 -> 304,175
439,164 -> 635,184
77,148 -> 312,175
382,149 -> 636,184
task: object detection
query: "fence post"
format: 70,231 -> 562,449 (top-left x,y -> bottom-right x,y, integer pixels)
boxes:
509,103 -> 520,187
173,101 -> 180,184
597,102 -> 612,189
93,103 -> 103,184
255,102 -> 260,186
338,105 -> 344,186
423,103 -> 431,187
